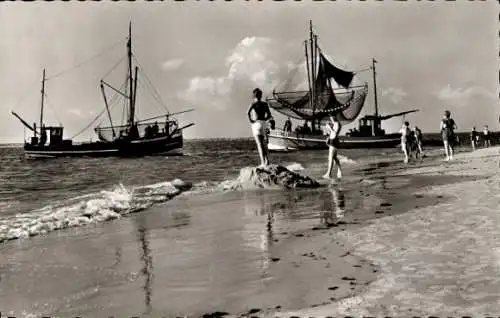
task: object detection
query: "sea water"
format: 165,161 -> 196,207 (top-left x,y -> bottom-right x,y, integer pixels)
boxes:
0,138 -> 403,317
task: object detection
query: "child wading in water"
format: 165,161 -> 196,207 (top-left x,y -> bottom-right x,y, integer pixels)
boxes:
323,115 -> 342,180
440,110 -> 457,161
399,121 -> 411,163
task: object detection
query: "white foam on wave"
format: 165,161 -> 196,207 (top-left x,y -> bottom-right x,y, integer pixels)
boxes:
286,162 -> 305,172
185,158 -> 356,196
339,155 -> 357,164
0,179 -> 191,243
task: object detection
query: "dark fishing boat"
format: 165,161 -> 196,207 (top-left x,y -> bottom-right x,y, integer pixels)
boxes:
11,23 -> 194,159
266,21 -> 418,151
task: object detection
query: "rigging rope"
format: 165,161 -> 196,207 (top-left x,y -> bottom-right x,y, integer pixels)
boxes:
43,93 -> 62,125
132,55 -> 170,113
70,107 -> 108,139
12,80 -> 40,112
102,55 -> 127,80
45,37 -> 127,81
73,79 -> 126,138
274,42 -> 308,93
137,76 -> 164,114
97,79 -> 127,126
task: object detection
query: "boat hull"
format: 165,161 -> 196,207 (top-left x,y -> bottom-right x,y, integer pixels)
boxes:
24,131 -> 184,159
267,129 -> 402,151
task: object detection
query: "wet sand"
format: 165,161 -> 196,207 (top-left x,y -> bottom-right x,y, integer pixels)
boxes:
266,146 -> 500,317
2,146 -> 493,317
1,180 -> 378,318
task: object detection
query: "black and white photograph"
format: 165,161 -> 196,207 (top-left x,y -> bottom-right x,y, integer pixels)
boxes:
0,1 -> 498,317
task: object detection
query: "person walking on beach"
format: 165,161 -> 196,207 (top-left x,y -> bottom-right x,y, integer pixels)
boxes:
471,126 -> 478,151
323,115 -> 342,180
414,126 -> 424,158
247,88 -> 272,167
440,110 -> 457,161
483,125 -> 491,148
399,121 -> 411,163
283,117 -> 292,135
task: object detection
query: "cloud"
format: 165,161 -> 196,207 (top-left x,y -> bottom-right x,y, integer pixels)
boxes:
381,87 -> 408,104
179,37 -> 295,111
436,84 -> 495,106
67,108 -> 83,117
161,58 -> 185,71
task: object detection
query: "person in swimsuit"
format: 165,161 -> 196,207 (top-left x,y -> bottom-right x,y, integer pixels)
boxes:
414,126 -> 424,158
323,115 -> 342,180
399,121 -> 411,163
440,110 -> 457,161
283,117 -> 292,135
247,88 -> 272,167
470,126 -> 478,151
483,125 -> 491,148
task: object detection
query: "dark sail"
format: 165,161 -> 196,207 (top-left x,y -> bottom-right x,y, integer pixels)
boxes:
266,21 -> 367,124
319,53 -> 354,89
269,54 -> 367,122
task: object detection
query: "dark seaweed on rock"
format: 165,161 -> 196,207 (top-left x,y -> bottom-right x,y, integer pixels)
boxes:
231,164 -> 320,190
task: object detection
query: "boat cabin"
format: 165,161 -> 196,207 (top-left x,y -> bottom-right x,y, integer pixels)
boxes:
94,118 -> 180,142
347,116 -> 385,137
29,125 -> 72,147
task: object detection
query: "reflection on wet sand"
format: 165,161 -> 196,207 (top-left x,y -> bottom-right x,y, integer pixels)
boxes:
243,191 -> 275,276
135,216 -> 154,315
320,185 -> 346,226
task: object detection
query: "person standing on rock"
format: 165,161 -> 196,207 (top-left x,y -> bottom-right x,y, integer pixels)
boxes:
440,110 -> 457,161
323,115 -> 342,180
247,88 -> 272,167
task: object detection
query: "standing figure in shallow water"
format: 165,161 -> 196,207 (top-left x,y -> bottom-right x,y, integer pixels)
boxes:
471,126 -> 478,151
399,121 -> 411,163
414,126 -> 424,158
323,115 -> 342,180
440,110 -> 457,161
247,88 -> 272,167
483,125 -> 491,148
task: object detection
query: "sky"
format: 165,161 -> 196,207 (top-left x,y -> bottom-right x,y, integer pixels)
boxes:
0,1 -> 497,143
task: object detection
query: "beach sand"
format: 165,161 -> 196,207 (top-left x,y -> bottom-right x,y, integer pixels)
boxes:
262,146 -> 500,317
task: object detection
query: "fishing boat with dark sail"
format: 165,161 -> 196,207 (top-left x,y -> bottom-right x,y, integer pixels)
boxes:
11,23 -> 194,159
266,21 -> 418,151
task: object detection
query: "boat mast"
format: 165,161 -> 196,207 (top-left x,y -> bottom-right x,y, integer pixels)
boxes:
304,40 -> 312,108
314,34 -> 319,131
133,66 -> 139,114
372,58 -> 379,117
100,81 -> 116,137
309,20 -> 316,129
127,22 -> 135,126
40,69 -> 46,131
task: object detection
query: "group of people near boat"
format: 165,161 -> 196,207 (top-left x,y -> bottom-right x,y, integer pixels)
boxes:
248,89 -> 495,179
247,87 -> 343,180
470,125 -> 491,151
399,121 -> 424,163
402,110 -> 494,163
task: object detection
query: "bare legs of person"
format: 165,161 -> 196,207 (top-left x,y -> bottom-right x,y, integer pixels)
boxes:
417,142 -> 424,158
254,134 -> 269,168
471,139 -> 476,151
443,140 -> 453,161
401,142 -> 409,163
323,146 -> 342,180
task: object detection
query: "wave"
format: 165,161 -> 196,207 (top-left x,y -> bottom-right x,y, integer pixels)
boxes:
0,179 -> 191,243
0,156 -> 357,244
